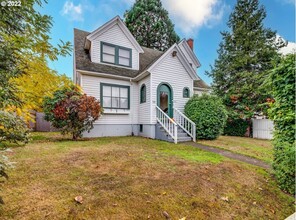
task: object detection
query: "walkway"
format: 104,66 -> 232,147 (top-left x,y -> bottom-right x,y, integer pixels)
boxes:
185,142 -> 271,170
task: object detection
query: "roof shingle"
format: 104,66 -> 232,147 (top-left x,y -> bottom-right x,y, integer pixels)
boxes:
74,28 -> 163,78
193,79 -> 211,89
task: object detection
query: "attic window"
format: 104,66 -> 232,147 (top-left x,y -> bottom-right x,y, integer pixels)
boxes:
101,42 -> 132,67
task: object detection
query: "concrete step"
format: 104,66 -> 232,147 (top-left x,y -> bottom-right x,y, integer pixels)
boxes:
168,136 -> 192,143
158,126 -> 188,134
155,122 -> 192,143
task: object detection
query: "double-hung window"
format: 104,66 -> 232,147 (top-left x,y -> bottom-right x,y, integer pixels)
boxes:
101,42 -> 132,67
101,83 -> 130,109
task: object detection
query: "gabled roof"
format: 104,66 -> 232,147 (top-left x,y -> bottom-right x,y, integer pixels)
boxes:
74,29 -> 162,78
86,16 -> 144,53
147,43 -> 199,80
178,39 -> 201,68
194,79 -> 211,90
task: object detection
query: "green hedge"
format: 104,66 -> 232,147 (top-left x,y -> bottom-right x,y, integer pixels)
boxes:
224,118 -> 249,136
267,54 -> 295,195
184,94 -> 227,140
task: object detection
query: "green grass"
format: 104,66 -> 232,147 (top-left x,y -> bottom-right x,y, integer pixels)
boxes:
0,132 -> 294,220
198,136 -> 273,163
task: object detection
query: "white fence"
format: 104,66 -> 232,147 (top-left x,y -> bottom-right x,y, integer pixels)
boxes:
252,119 -> 274,140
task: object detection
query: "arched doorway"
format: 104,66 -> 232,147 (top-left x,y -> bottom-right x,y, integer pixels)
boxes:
157,83 -> 173,118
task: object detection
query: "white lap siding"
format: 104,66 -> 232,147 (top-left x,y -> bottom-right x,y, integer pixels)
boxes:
81,74 -> 139,125
90,24 -> 139,70
150,53 -> 193,124
138,75 -> 151,124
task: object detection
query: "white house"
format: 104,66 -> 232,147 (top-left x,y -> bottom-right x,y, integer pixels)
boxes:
73,16 -> 210,143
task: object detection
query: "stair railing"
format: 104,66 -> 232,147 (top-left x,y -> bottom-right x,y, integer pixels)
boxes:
173,108 -> 196,142
156,106 -> 178,144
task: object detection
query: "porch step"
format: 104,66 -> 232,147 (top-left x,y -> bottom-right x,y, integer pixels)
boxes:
155,122 -> 192,143
167,136 -> 192,143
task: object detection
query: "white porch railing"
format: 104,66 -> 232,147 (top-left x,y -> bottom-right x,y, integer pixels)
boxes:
173,108 -> 196,142
156,106 -> 178,144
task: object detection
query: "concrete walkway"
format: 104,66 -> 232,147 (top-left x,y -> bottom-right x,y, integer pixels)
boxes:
185,142 -> 271,170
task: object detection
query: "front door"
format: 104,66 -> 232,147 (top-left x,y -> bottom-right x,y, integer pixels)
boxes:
157,84 -> 173,117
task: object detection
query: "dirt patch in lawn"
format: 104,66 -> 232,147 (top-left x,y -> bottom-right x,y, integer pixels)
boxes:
0,135 -> 294,219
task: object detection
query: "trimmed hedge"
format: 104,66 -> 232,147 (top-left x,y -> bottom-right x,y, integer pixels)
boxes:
267,54 -> 295,195
184,94 -> 228,140
224,118 -> 249,136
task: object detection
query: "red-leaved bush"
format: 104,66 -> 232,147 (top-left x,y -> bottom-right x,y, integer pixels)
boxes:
43,86 -> 102,140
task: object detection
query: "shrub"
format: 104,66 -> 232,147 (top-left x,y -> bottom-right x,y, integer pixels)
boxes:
224,118 -> 249,136
184,94 -> 228,140
43,86 -> 102,140
0,111 -> 29,145
0,111 -> 28,204
267,54 -> 295,195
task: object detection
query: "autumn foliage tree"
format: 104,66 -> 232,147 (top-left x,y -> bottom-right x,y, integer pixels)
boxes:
43,86 -> 102,140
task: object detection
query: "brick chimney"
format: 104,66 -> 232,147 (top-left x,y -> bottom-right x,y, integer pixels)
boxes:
187,38 -> 194,50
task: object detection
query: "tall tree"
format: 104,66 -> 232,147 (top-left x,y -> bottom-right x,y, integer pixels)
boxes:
0,0 -> 71,109
207,0 -> 285,118
124,0 -> 180,51
0,0 -> 71,201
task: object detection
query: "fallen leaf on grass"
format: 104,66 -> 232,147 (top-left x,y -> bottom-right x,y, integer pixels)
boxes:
163,211 -> 170,219
74,196 -> 83,204
221,196 -> 229,202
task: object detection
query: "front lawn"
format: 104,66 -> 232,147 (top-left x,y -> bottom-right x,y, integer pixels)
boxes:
198,136 -> 273,163
0,132 -> 293,219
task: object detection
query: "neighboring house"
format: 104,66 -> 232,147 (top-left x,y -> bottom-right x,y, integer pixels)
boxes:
193,79 -> 211,95
73,16 -> 208,143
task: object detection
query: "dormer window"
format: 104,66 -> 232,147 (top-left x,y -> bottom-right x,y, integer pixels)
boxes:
101,42 -> 132,67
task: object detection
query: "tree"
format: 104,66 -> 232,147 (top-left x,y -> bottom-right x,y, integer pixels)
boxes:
43,86 -> 102,140
0,0 -> 71,202
0,0 -> 71,110
266,54 -> 295,195
184,94 -> 228,140
207,0 -> 285,118
124,0 -> 180,51
10,56 -> 73,122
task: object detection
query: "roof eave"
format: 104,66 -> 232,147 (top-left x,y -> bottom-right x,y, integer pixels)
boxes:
86,16 -> 144,53
147,44 -> 199,81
